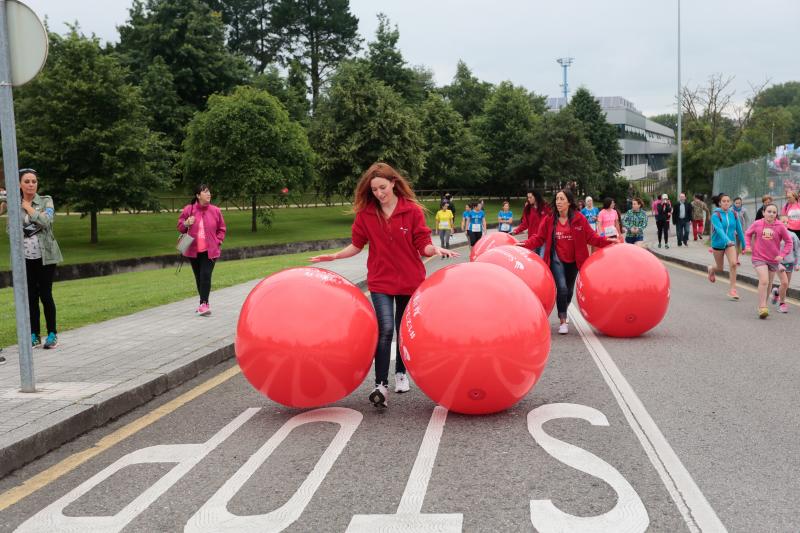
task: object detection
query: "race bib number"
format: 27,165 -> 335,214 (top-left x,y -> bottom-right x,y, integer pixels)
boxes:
604,226 -> 617,237
788,208 -> 800,221
471,223 -> 482,233
500,223 -> 510,232
438,222 -> 450,230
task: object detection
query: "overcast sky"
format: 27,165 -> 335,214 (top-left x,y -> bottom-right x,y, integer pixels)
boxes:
24,0 -> 791,116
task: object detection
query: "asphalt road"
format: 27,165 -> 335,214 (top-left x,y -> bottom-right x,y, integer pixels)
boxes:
0,254 -> 797,532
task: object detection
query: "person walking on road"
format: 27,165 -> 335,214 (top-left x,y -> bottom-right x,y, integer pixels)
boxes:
177,184 -> 227,317
310,162 -> 458,408
655,193 -> 672,248
518,189 -> 615,335
622,198 -> 648,245
780,191 -> 800,240
744,204 -> 791,319
771,217 -> 800,312
597,198 -> 622,243
465,202 -> 487,247
691,193 -> 709,241
5,170 -> 64,349
673,193 -> 693,247
513,190 -> 549,257
707,193 -> 746,301
733,196 -> 750,262
755,194 -> 772,221
434,201 -> 454,250
581,196 -> 599,231
497,200 -> 514,233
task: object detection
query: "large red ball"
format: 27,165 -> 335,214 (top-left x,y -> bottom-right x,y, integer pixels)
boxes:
400,262 -> 550,415
236,267 -> 377,408
475,245 -> 556,315
576,244 -> 670,337
469,231 -> 517,261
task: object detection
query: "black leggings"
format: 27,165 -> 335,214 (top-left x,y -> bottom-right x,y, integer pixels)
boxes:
370,293 -> 410,386
25,259 -> 57,336
190,252 -> 216,304
656,220 -> 670,244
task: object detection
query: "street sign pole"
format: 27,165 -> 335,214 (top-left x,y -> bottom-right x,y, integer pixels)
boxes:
0,0 -> 35,392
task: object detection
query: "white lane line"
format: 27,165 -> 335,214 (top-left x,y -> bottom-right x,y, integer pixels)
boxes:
568,304 -> 727,533
397,406 -> 448,514
391,340 -> 396,361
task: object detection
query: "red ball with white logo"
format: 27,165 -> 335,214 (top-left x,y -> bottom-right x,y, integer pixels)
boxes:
576,244 -> 670,337
469,231 -> 517,261
236,267 -> 377,407
475,245 -> 556,315
400,262 -> 550,414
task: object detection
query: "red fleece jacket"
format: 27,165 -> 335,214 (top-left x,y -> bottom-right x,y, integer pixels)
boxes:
351,197 -> 433,295
522,211 -> 614,268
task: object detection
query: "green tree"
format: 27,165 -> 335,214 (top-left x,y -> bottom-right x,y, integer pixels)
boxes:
440,60 -> 493,122
251,63 -> 310,123
205,0 -> 281,73
182,86 -> 316,231
533,108 -> 598,193
364,14 -> 432,105
567,87 -> 622,191
139,55 -> 192,155
417,94 -> 487,190
271,0 -> 361,110
16,30 -> 170,243
471,81 -> 542,193
649,113 -> 678,131
752,81 -> 800,145
311,61 -> 425,196
116,0 -> 250,112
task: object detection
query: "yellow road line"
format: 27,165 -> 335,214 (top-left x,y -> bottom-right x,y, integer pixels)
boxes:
0,365 -> 241,511
663,260 -> 800,306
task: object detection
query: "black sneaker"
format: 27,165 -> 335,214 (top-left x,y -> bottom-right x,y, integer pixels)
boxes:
369,384 -> 388,408
0,348 -> 5,365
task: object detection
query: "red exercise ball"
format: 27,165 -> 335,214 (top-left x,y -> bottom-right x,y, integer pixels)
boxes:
236,267 -> 378,408
576,244 -> 670,337
475,245 -> 556,315
470,231 -> 517,261
400,262 -> 550,415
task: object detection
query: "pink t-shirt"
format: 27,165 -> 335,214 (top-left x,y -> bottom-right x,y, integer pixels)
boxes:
196,215 -> 208,253
782,202 -> 800,231
596,209 -> 619,238
744,219 -> 792,264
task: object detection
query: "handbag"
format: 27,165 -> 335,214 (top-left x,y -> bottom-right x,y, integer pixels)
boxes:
22,222 -> 42,238
176,206 -> 196,254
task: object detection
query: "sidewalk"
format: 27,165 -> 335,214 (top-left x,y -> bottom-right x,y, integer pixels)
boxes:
0,230 -> 471,477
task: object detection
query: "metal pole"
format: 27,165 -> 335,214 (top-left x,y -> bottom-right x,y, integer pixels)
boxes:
0,0 -> 35,392
676,0 -> 682,196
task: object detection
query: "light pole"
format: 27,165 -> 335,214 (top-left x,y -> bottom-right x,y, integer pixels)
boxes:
676,0 -> 682,196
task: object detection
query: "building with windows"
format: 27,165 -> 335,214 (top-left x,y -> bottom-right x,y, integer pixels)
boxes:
547,96 -> 677,181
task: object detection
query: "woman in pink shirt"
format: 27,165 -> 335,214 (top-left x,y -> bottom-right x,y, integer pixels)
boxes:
596,198 -> 622,243
745,204 -> 792,319
781,191 -> 800,240
177,184 -> 227,316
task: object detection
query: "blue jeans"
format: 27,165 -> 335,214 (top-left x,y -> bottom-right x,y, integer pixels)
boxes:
675,220 -> 690,245
550,250 -> 579,320
370,293 -> 410,386
625,234 -> 643,244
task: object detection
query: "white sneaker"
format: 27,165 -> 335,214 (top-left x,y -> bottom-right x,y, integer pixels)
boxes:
369,384 -> 388,408
395,372 -> 410,393
558,323 -> 569,335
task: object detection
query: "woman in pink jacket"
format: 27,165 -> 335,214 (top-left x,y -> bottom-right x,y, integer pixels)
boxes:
745,203 -> 792,319
177,184 -> 227,316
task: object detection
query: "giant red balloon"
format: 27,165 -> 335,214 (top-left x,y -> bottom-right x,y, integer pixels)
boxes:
400,262 -> 550,415
576,244 -> 670,337
475,245 -> 556,315
470,231 -> 517,261
236,267 -> 377,408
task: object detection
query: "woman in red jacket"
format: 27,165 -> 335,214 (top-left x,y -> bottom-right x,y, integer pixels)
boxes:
513,190 -> 550,257
177,184 -> 227,316
311,163 -> 459,408
519,189 -> 615,335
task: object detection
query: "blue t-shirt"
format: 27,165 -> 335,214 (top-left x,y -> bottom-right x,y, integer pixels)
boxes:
498,210 -> 513,232
467,210 -> 485,233
498,210 -> 513,222
581,207 -> 599,225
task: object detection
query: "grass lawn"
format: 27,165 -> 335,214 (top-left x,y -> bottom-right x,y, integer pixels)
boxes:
0,199 -> 510,270
0,249 -> 332,348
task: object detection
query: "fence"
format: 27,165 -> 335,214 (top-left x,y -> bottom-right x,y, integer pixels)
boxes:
713,155 -> 800,213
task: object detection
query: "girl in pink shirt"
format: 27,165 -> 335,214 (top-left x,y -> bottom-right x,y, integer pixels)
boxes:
596,198 -> 622,243
745,204 -> 792,319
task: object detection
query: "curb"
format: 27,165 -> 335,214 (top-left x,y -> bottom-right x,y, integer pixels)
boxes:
649,249 -> 800,300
